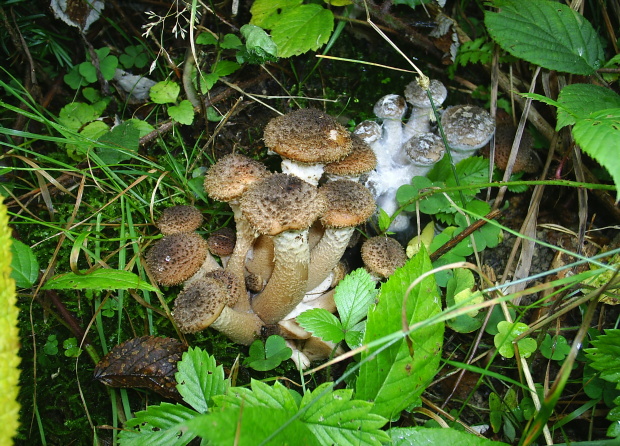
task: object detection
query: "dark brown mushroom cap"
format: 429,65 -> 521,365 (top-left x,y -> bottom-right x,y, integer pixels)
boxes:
263,109 -> 352,164
156,205 -> 203,235
206,227 -> 236,257
404,133 -> 445,166
324,134 -> 377,176
404,79 -> 447,108
361,236 -> 407,278
441,105 -> 495,150
480,124 -> 539,173
146,232 -> 208,286
319,180 -> 376,228
203,154 -> 270,202
240,173 -> 326,236
172,276 -> 229,333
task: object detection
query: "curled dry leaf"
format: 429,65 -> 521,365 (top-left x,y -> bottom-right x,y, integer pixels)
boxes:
93,335 -> 187,401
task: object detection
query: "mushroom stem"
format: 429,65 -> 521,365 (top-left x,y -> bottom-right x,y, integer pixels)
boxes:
225,203 -> 257,312
210,307 -> 264,345
251,229 -> 310,324
307,227 -> 355,291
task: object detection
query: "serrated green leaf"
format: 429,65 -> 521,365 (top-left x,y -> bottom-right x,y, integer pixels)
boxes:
356,248 -> 443,419
250,0 -> 302,29
120,402 -> 199,446
214,379 -> 299,415
300,382 -> 389,445
572,108 -> 620,200
389,426 -> 510,445
42,269 -> 157,291
485,0 -> 604,75
175,347 -> 227,414
168,100 -> 195,125
10,238 -> 39,288
271,4 -> 334,58
297,308 -> 344,343
585,329 -> 620,386
185,407 -> 320,446
556,84 -> 620,130
150,80 -> 180,104
334,268 -> 377,331
97,120 -> 140,165
220,34 -> 243,49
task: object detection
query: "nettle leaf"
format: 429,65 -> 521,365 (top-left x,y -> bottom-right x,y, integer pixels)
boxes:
42,269 -> 157,292
494,321 -> 537,359
214,379 -> 299,414
356,247 -> 444,419
175,347 -> 227,414
572,108 -> 620,200
271,4 -> 334,58
388,426 -> 510,445
485,0 -> 604,75
185,407 -> 319,446
120,402 -> 199,446
150,80 -> 180,104
585,329 -> 620,385
297,308 -> 344,343
300,382 -> 390,445
244,335 -> 292,371
556,84 -> 620,130
10,238 -> 39,288
167,99 -> 195,125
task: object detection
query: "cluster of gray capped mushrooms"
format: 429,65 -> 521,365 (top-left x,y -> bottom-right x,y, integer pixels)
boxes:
145,108 -> 409,369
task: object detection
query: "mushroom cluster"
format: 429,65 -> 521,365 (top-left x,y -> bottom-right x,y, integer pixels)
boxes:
145,108 -> 409,369
357,78 -> 496,235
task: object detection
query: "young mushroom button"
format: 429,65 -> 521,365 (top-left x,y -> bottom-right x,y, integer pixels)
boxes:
155,205 -> 203,235
441,105 -> 495,165
403,79 -> 447,140
361,236 -> 408,280
241,173 -> 327,324
264,108 -> 352,186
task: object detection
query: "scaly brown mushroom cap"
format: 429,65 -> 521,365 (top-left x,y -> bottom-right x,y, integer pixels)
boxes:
361,236 -> 407,279
173,275 -> 228,333
263,108 -> 352,165
240,173 -> 326,236
206,227 -> 236,259
156,205 -> 203,235
203,154 -> 270,202
146,232 -> 208,286
324,134 -> 377,179
480,124 -> 539,173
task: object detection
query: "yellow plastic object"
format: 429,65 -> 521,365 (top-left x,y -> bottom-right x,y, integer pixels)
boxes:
0,196 -> 20,444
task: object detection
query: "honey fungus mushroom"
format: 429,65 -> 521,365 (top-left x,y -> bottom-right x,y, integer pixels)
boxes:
146,232 -> 209,286
155,205 -> 203,235
263,108 -> 352,186
241,173 -> 326,324
441,105 -> 495,164
361,236 -> 408,280
172,270 -> 264,345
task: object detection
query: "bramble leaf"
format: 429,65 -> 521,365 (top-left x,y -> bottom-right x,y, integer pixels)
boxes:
270,4 -> 334,57
297,308 -> 344,344
120,402 -> 199,445
556,84 -> 620,130
175,347 -> 227,414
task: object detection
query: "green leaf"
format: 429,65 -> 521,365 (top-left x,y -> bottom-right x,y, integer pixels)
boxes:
494,321 -> 537,359
377,208 -> 392,232
244,335 -> 292,371
196,32 -> 218,46
334,268 -> 378,332
540,334 -> 571,361
250,0 -> 302,29
120,402 -> 199,445
271,4 -> 334,58
175,347 -> 227,414
42,269 -> 157,292
185,407 -> 320,446
96,120 -> 140,164
240,24 -> 279,62
220,34 -> 243,50
484,0 -> 604,75
356,248 -> 444,419
556,84 -> 620,130
212,60 -> 241,77
58,102 -> 99,130
389,426 -> 510,445
300,382 -> 390,445
585,329 -> 620,385
572,108 -> 620,200
297,308 -> 344,343
150,80 -> 180,104
168,100 -> 195,125
214,379 -> 300,414
10,238 -> 39,288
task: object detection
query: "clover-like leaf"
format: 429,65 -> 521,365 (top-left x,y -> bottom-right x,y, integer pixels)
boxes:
244,335 -> 292,371
540,334 -> 571,361
150,80 -> 180,104
494,321 -> 537,359
168,100 -> 195,125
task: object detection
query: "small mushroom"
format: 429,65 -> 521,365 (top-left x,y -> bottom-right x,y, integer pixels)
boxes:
354,120 -> 382,145
480,124 -> 539,173
307,180 -> 375,291
155,205 -> 203,235
241,173 -> 326,324
361,236 -> 408,280
206,227 -> 236,268
324,133 -> 378,182
403,79 -> 447,140
146,232 -> 209,286
403,132 -> 446,177
172,271 -> 264,345
441,105 -> 495,164
263,108 -> 352,186
373,94 -> 407,165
